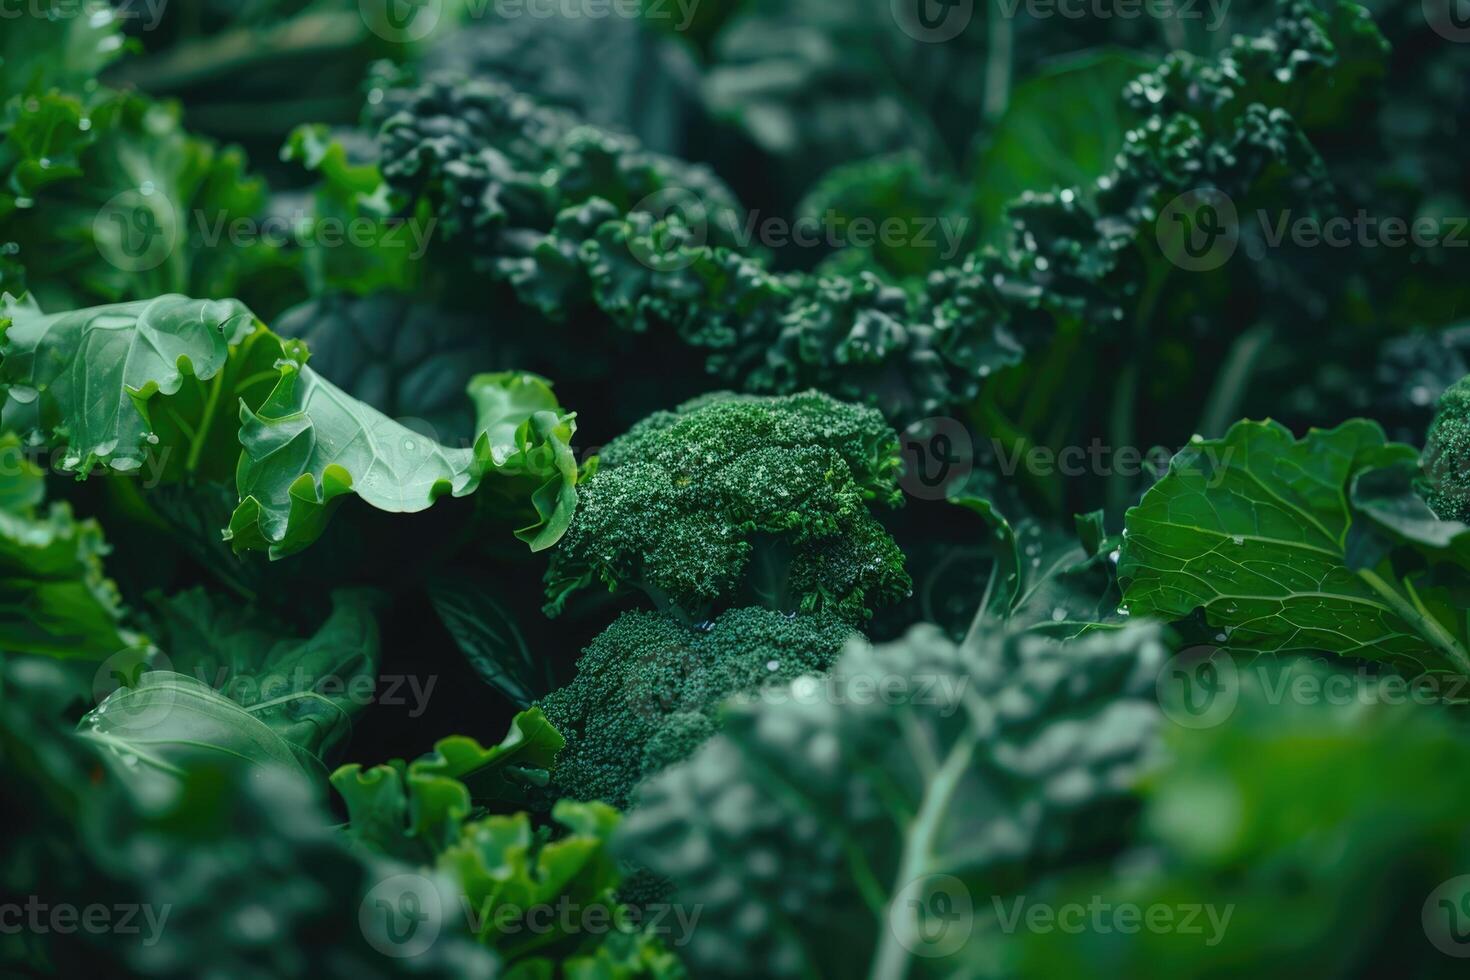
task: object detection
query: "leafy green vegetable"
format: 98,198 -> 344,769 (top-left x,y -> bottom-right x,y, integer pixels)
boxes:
429,576 -> 551,706
618,621 -> 1169,977
6,1 -> 1470,976
0,293 -> 583,558
1007,659 -> 1470,978
333,708 -> 565,864
0,431 -> 147,660
0,293 -> 268,480
1120,419 -> 1470,673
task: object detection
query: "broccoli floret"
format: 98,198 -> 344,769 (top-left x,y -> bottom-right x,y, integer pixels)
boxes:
544,390 -> 911,621
1423,376 -> 1470,521
538,607 -> 859,808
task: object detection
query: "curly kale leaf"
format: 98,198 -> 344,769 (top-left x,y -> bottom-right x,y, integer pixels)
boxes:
544,390 -> 909,620
332,708 -> 565,865
339,1 -> 1380,423
1008,658 -> 1470,978
538,607 -> 859,809
617,621 -> 1168,978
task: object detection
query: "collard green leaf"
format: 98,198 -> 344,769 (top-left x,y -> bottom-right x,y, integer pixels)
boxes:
78,671 -> 321,807
228,364 -> 582,558
1120,419 -> 1470,674
617,622 -> 1167,978
0,293 -> 279,482
469,372 -> 582,551
0,294 -> 583,560
951,495 -> 1122,637
226,355 -> 477,558
150,587 -> 382,759
0,435 -> 147,661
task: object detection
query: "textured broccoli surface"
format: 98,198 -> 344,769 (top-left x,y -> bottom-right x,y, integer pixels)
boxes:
544,390 -> 911,621
538,607 -> 859,809
1423,375 -> 1470,522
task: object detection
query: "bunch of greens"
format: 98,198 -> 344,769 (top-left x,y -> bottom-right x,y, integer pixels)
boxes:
3,0 -> 1470,977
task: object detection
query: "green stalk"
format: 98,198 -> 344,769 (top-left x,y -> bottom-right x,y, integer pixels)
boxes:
868,733 -> 978,980
1358,568 -> 1470,676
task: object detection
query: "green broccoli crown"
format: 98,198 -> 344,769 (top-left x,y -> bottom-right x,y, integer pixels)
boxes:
1423,375 -> 1470,522
538,607 -> 859,808
544,390 -> 910,620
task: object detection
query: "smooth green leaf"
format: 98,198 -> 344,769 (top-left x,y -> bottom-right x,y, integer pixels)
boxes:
972,50 -> 1152,241
151,587 -> 382,759
428,576 -> 550,706
1120,419 -> 1470,673
78,671 -> 321,808
0,293 -> 278,481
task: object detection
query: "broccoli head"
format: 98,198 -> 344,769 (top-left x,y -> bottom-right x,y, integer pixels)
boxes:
544,390 -> 911,621
538,607 -> 859,808
1423,375 -> 1470,521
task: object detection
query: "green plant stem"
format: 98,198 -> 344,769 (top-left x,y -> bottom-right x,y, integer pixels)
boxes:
1358,568 -> 1470,676
985,3 -> 1014,121
1107,261 -> 1169,516
1198,322 -> 1273,438
868,732 -> 978,980
186,369 -> 226,474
